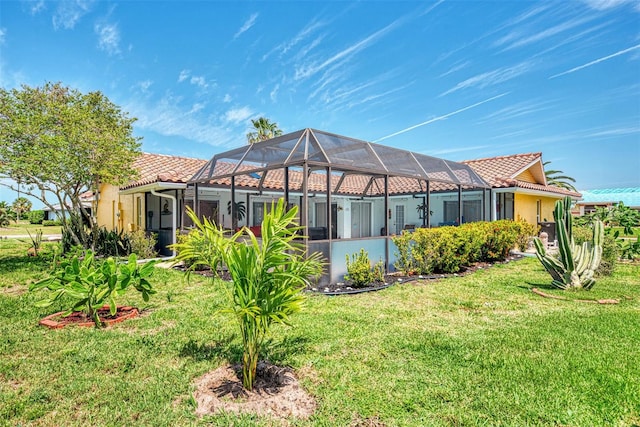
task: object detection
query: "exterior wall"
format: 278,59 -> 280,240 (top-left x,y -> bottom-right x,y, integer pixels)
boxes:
96,183 -> 143,232
514,193 -> 559,224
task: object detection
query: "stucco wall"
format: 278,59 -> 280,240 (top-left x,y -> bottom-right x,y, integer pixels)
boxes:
514,193 -> 559,224
96,183 -> 141,232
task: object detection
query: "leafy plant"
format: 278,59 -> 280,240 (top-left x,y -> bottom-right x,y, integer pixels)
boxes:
0,203 -> 11,228
392,230 -> 415,275
28,210 -> 45,224
345,249 -> 384,287
171,199 -> 323,390
534,197 -> 604,290
22,229 -> 43,256
128,229 -> 157,259
30,251 -> 156,328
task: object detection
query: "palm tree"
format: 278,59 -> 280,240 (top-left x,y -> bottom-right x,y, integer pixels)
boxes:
171,199 -> 323,390
0,205 -> 11,228
246,117 -> 283,144
543,161 -> 578,192
12,197 -> 32,221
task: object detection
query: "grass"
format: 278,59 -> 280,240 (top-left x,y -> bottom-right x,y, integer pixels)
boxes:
0,220 -> 62,237
1,240 -> 639,426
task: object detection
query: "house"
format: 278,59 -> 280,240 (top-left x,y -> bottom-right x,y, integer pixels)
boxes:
97,130 -> 580,283
96,153 -> 206,255
574,188 -> 640,215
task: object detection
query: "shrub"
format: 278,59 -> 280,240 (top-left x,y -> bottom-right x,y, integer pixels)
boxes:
345,249 -> 384,288
91,227 -> 131,257
128,229 -> 157,259
30,251 -> 156,328
42,219 -> 62,227
29,210 -> 45,224
392,230 -> 415,275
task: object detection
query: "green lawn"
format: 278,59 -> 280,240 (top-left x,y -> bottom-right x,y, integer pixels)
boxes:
1,241 -> 639,426
0,220 -> 62,237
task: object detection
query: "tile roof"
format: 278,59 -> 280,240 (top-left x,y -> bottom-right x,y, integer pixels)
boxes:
121,150 -> 580,198
121,153 -> 207,190
461,152 -> 581,198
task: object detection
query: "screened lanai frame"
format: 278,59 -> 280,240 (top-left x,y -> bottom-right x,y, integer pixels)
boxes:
188,128 -> 491,284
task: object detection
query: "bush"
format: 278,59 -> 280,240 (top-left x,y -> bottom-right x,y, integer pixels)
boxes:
392,230 -> 415,275
91,227 -> 131,257
128,229 -> 157,259
42,219 -> 62,227
28,210 -> 45,224
345,249 -> 384,288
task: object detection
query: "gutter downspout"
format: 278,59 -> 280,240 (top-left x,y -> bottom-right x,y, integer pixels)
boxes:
150,189 -> 177,258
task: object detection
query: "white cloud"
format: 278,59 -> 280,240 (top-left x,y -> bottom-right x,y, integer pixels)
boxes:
294,14 -> 409,80
53,0 -> 93,30
0,28 -> 5,44
550,44 -> 640,78
178,70 -> 190,82
234,12 -> 258,39
441,62 -> 533,96
270,84 -> 280,102
126,95 -> 236,146
190,76 -> 207,88
189,103 -> 205,114
29,0 -> 46,15
581,0 -> 636,10
224,107 -> 253,124
95,22 -> 120,55
223,94 -> 232,103
137,80 -> 153,92
375,93 -> 509,142
499,16 -> 596,51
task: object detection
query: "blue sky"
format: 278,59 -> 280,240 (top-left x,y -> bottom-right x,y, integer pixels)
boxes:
1,0 -> 639,208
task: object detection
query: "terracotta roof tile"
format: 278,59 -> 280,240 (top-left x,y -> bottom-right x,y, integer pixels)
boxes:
121,153 -> 207,190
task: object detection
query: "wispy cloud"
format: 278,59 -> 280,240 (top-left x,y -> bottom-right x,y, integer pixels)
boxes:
477,99 -> 554,124
95,22 -> 120,55
270,84 -> 280,102
53,0 -> 93,30
28,0 -> 46,14
439,61 -> 471,78
294,14 -> 409,81
581,0 -> 637,11
429,144 -> 495,156
374,93 -> 509,142
190,76 -> 207,88
136,80 -> 153,92
224,107 -> 253,124
234,12 -> 258,39
126,95 -> 236,147
441,62 -> 532,96
0,28 -> 5,44
550,43 -> 640,78
178,70 -> 190,82
262,18 -> 326,61
223,94 -> 232,103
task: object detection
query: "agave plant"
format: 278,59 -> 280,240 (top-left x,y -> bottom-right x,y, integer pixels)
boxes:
172,199 -> 323,390
534,197 -> 603,290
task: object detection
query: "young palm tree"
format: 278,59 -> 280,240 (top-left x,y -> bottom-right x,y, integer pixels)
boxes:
543,161 -> 578,192
0,205 -> 11,228
172,199 -> 323,390
246,117 -> 283,144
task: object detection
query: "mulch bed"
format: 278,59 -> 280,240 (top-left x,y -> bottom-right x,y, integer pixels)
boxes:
39,306 -> 139,329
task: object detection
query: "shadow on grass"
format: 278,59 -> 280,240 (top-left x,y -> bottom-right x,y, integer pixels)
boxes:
179,334 -> 310,365
0,255 -> 53,276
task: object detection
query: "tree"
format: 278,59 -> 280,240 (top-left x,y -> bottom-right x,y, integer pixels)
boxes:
246,117 -> 282,144
12,197 -> 32,221
0,203 -> 11,228
172,199 -> 323,390
543,161 -> 578,192
0,82 -> 141,249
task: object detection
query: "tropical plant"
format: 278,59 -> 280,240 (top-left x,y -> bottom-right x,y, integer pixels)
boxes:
22,229 -> 43,256
128,229 -> 158,259
534,197 -> 604,290
12,197 -> 32,221
543,161 -> 578,192
171,199 -> 323,390
30,251 -> 156,328
392,230 -> 415,275
28,210 -> 45,224
0,204 -> 11,228
246,117 -> 283,143
227,200 -> 246,225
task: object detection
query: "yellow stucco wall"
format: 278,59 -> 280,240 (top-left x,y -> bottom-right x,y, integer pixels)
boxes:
514,193 -> 560,224
96,183 -> 143,232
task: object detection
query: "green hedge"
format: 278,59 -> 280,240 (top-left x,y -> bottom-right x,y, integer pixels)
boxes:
42,219 -> 62,226
392,220 -> 537,275
28,210 -> 45,224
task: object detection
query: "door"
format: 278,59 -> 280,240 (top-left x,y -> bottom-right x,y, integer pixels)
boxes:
315,202 -> 338,239
395,205 -> 405,235
199,201 -> 219,225
351,202 -> 371,238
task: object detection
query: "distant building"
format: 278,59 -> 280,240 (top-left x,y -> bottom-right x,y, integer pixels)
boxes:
575,188 -> 640,215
